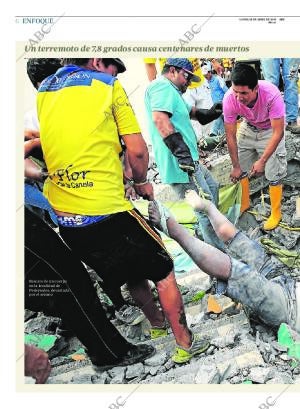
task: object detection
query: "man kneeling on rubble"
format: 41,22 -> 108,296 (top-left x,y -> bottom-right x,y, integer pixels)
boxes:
148,192 -> 299,333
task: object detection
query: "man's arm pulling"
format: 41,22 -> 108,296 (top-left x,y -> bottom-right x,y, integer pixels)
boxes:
250,118 -> 284,177
190,103 -> 223,125
225,122 -> 242,182
122,133 -> 154,201
152,111 -> 195,174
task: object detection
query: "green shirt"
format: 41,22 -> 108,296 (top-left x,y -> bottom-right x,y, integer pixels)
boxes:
145,76 -> 199,184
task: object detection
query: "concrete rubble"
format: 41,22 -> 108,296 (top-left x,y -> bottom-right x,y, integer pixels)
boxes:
25,131 -> 300,385
27,277 -> 299,384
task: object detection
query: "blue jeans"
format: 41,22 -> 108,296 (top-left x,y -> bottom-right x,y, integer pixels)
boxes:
170,162 -> 224,251
211,116 -> 225,136
25,183 -> 58,225
261,58 -> 300,123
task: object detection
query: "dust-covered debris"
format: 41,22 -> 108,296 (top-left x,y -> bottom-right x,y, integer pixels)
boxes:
26,132 -> 300,385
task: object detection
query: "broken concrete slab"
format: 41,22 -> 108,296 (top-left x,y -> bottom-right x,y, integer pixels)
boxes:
266,372 -> 294,384
149,366 -> 160,376
292,365 -> 300,376
255,325 -> 276,343
207,294 -> 237,315
144,351 -> 168,367
50,356 -> 70,367
48,358 -> 92,378
229,375 -> 243,384
284,161 -> 300,188
207,294 -> 223,314
270,227 -> 300,250
204,311 -> 251,338
24,309 -> 37,322
121,323 -> 147,340
211,332 -> 236,349
146,310 -> 251,355
280,353 -> 295,361
62,336 -> 85,354
25,314 -> 60,334
110,372 -> 125,384
125,363 -> 144,380
47,361 -> 96,384
294,377 -> 300,384
271,341 -> 288,353
248,366 -> 275,383
237,212 -> 259,233
206,345 -> 216,355
141,341 -> 264,384
185,303 -> 205,318
70,373 -> 92,384
176,269 -> 212,292
164,358 -> 176,371
195,363 -> 220,384
228,344 -> 264,374
292,214 -> 300,228
115,318 -> 152,343
186,311 -> 205,327
91,372 -> 110,384
292,197 -> 300,227
108,366 -> 126,379
156,366 -> 167,375
177,373 -> 200,384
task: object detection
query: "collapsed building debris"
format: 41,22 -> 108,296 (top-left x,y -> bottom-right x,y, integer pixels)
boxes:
24,131 -> 300,384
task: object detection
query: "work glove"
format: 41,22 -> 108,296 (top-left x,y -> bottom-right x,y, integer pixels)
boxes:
195,102 -> 223,125
164,132 -> 195,175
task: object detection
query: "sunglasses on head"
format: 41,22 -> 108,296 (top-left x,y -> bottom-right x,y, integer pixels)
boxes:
174,67 -> 193,81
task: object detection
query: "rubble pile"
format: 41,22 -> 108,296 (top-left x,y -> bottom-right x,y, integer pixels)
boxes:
24,131 -> 300,384
24,273 -> 300,384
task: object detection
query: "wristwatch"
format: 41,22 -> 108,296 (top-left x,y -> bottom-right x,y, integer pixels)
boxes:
40,168 -> 49,182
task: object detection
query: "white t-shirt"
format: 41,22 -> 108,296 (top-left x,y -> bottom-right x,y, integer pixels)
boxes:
183,80 -> 214,141
24,107 -> 39,131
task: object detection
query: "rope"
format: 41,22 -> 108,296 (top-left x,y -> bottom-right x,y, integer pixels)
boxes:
191,174 -> 210,199
260,179 -> 265,210
210,133 -> 226,153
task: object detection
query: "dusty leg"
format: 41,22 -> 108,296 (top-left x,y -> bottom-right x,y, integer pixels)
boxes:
156,271 -> 192,349
167,217 -> 231,281
185,190 -> 237,242
148,200 -> 231,281
128,280 -> 165,327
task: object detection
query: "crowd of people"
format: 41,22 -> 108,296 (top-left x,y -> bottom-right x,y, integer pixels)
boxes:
24,56 -> 300,384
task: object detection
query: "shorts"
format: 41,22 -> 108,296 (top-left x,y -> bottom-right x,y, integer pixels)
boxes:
59,209 -> 173,287
237,121 -> 287,182
226,231 -> 295,328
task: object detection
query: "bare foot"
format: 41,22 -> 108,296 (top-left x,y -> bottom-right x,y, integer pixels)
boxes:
148,201 -> 170,236
185,190 -> 211,213
148,201 -> 162,228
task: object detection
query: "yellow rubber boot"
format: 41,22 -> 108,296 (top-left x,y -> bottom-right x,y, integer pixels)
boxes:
240,175 -> 250,214
263,184 -> 283,230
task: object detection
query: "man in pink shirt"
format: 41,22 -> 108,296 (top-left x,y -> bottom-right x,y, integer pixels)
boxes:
223,63 -> 287,230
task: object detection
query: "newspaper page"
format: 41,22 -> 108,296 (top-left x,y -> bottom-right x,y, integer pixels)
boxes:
7,2 -> 300,408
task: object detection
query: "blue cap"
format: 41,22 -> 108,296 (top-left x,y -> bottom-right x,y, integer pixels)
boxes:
165,58 -> 200,82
